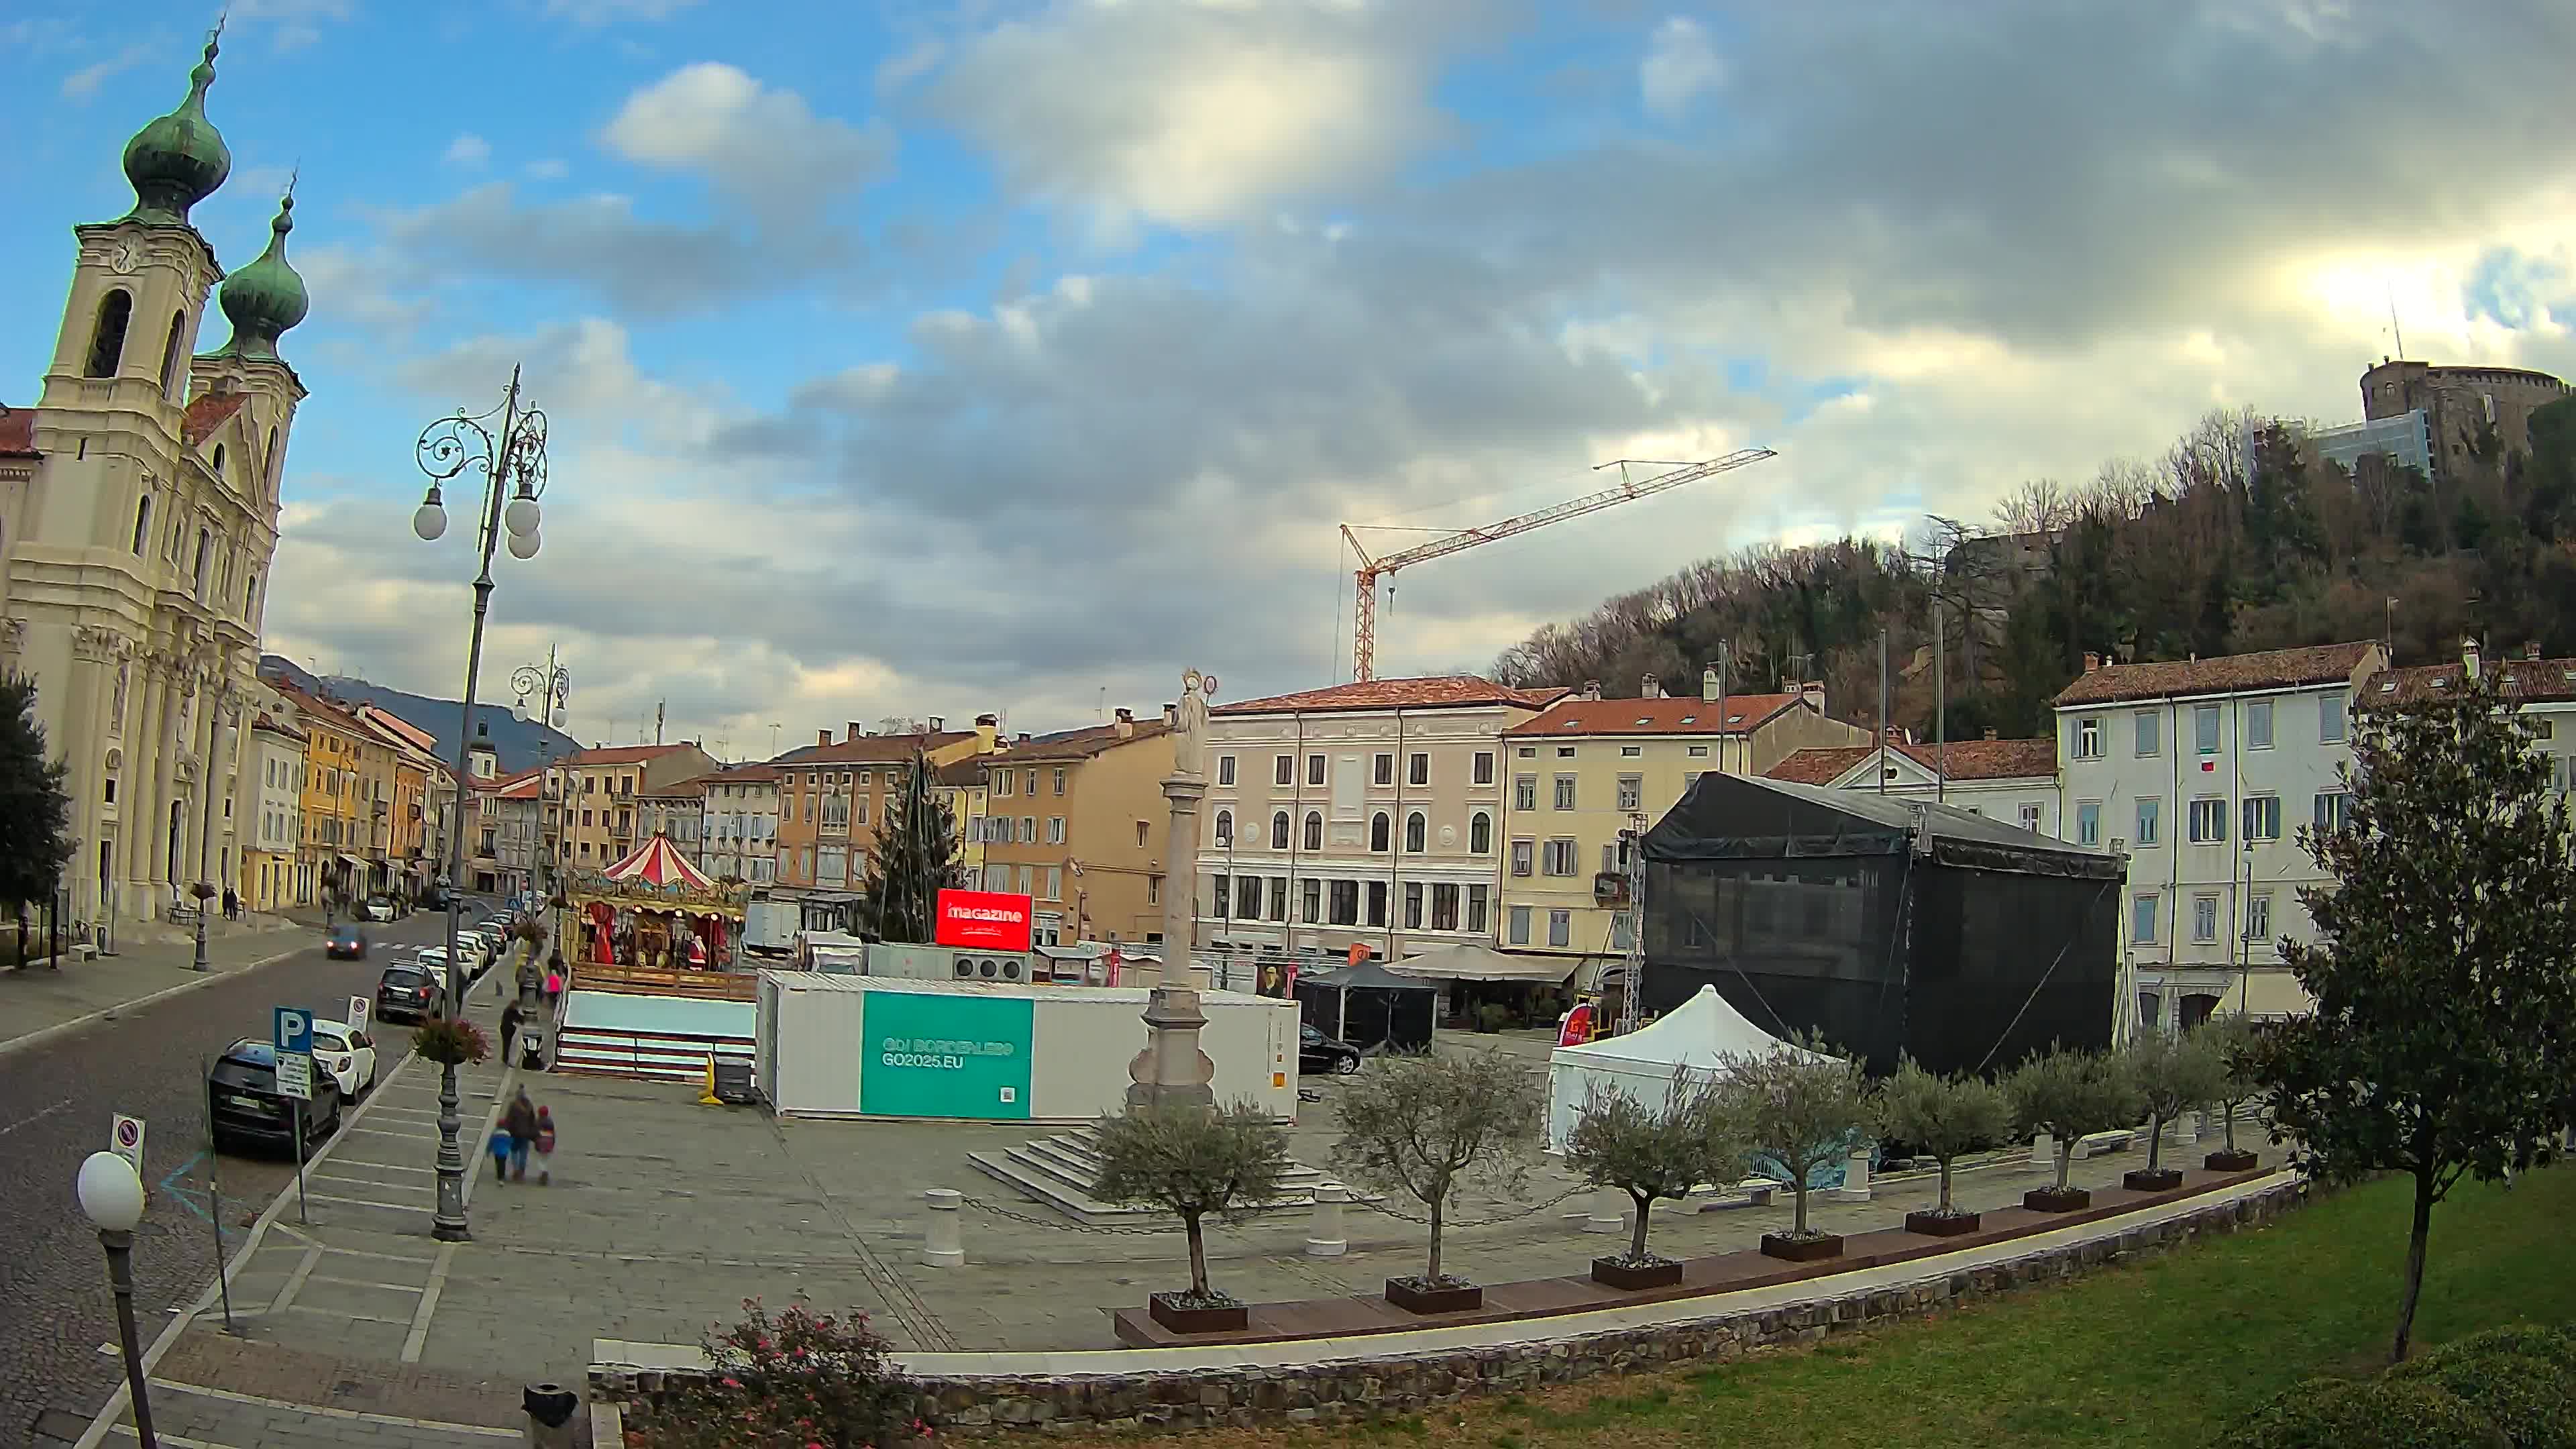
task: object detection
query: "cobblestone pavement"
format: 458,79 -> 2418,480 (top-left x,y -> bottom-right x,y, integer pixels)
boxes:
0,912 -> 458,1448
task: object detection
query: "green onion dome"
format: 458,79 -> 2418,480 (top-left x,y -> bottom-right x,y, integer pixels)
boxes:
121,34 -> 231,226
212,193 -> 309,360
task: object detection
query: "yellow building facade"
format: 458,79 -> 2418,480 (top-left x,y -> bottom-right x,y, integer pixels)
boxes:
278,685 -> 366,904
978,711 -> 1173,947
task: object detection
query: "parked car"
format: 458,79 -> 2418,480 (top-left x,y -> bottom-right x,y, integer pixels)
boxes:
376,961 -> 441,1022
364,894 -> 398,923
325,924 -> 367,960
308,1019 -> 379,1098
206,1038 -> 343,1155
1299,1024 -> 1363,1076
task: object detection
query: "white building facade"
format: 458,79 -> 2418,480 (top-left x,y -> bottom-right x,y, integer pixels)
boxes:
700,765 -> 780,885
2052,641 -> 2386,1032
1766,734 -> 2063,835
243,712 -> 304,911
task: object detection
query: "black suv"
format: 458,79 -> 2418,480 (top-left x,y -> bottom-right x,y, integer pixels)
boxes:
376,961 -> 441,1022
1299,1024 -> 1363,1075
207,1039 -> 343,1154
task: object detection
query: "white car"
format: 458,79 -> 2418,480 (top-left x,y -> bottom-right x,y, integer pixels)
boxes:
309,1020 -> 379,1098
364,897 -> 398,922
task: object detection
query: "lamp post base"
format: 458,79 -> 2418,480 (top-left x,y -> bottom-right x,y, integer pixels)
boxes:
431,1061 -> 471,1241
100,1228 -> 159,1447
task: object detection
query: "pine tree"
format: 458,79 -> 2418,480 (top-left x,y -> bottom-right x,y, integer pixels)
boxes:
858,751 -> 963,943
0,673 -> 76,961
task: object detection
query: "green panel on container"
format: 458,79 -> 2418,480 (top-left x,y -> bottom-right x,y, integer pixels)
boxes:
859,991 -> 1036,1119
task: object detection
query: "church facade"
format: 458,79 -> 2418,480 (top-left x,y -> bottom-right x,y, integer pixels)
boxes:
0,28 -> 311,930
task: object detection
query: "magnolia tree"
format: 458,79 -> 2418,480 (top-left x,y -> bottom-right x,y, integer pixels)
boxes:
1872,1057 -> 2012,1219
1563,1069 -> 1750,1265
1717,1036 -> 1870,1239
2006,1045 -> 2139,1193
1092,1102 -> 1291,1307
1331,1050 -> 1543,1287
2126,1029 -> 2228,1175
2250,665 -> 2576,1362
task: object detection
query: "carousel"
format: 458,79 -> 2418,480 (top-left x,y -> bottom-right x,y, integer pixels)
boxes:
563,832 -> 751,973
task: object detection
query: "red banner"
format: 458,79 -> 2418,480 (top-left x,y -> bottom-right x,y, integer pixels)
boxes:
934,889 -> 1034,951
1558,1002 -> 1597,1047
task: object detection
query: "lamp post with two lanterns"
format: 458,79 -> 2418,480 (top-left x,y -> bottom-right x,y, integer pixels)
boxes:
411,364 -> 549,1243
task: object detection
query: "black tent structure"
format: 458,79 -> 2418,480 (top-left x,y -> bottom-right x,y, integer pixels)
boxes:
1639,773 -> 2122,1077
1293,959 -> 1438,1053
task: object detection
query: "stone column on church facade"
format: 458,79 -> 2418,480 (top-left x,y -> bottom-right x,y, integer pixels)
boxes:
65,629 -> 117,919
127,658 -> 167,892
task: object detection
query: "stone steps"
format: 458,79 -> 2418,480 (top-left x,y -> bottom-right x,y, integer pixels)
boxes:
967,1126 -> 1370,1226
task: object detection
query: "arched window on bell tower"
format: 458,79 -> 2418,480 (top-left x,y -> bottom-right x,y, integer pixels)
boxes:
86,290 -> 133,378
158,310 -> 186,397
130,494 -> 152,554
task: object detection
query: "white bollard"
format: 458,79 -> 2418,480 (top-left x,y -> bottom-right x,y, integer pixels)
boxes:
1829,1146 -> 1873,1202
2169,1110 -> 2198,1150
1583,1186 -> 1627,1234
1305,1181 -> 1351,1257
2030,1131 -> 2056,1175
920,1187 -> 965,1269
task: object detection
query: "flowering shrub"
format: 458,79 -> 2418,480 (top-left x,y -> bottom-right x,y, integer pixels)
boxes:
649,1297 -> 915,1449
411,1016 -> 489,1067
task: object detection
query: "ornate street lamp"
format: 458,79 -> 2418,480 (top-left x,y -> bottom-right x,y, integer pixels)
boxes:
411,365 -> 549,1242
78,1150 -> 158,1447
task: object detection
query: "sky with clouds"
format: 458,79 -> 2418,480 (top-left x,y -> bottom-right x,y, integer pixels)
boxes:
6,0 -> 2574,756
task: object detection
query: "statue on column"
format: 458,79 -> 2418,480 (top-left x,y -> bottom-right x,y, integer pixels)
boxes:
1171,669 -> 1216,779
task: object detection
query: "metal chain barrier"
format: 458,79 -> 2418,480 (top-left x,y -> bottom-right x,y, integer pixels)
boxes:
1350,1183 -> 1589,1228
957,1195 -> 1171,1236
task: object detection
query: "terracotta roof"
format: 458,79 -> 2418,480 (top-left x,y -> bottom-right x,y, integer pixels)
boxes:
180,392 -> 250,447
355,704 -> 439,755
250,712 -> 307,742
1216,676 -> 1568,716
492,769 -> 545,800
2051,642 -> 2379,708
675,764 -> 781,788
994,719 -> 1171,763
272,683 -> 366,735
934,758 -> 987,787
1766,737 -> 2059,786
1503,694 -> 1803,737
770,731 -> 973,766
2375,656 -> 2576,705
640,777 -> 710,798
0,404 -> 38,459
565,743 -> 695,766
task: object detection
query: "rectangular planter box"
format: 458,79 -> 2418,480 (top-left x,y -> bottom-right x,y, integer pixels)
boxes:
2023,1185 -> 2092,1213
1591,1256 -> 1684,1291
1759,1232 -> 1844,1263
1905,1210 -> 1980,1237
1383,1277 -> 1483,1315
2204,1148 -> 2260,1172
2123,1167 -> 2185,1192
1147,1293 -> 1248,1335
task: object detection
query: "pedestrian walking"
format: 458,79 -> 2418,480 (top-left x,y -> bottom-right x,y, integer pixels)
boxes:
543,965 -> 564,1007
221,888 -> 238,920
487,1126 -> 513,1184
504,1089 -> 539,1183
500,1000 -> 525,1065
533,1106 -> 557,1185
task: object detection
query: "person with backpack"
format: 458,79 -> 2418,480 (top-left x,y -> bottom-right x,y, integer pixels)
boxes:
487,1125 -> 513,1184
533,1106 -> 557,1185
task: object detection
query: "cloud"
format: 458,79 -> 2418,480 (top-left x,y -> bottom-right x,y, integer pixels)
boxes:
443,134 -> 492,168
525,158 -> 570,180
1639,16 -> 1721,119
230,0 -> 356,51
931,0 -> 1482,236
61,42 -> 154,100
543,0 -> 701,23
602,63 -> 894,217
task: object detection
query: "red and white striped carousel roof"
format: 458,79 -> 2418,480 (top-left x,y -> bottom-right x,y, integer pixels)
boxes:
600,833 -> 714,891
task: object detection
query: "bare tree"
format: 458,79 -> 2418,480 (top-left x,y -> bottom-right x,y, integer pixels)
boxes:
1716,1036 -> 1870,1238
1330,1051 -> 1544,1287
1563,1070 -> 1750,1265
1093,1102 -> 1292,1306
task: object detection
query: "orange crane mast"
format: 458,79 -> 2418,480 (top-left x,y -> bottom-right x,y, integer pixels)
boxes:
1340,449 -> 1778,682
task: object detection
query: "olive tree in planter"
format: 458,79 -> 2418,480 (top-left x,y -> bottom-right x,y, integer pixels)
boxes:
1719,1036 -> 1871,1263
2196,1014 -> 2264,1171
2006,1045 -> 2140,1212
1873,1057 -> 2012,1237
1330,1049 -> 1543,1314
1091,1101 -> 1292,1334
2123,1028 -> 2227,1191
1562,1069 -> 1750,1289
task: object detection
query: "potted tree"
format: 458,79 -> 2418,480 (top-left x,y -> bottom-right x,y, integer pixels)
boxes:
1091,1102 -> 1292,1334
1331,1050 -> 1542,1313
1564,1069 -> 1749,1289
1720,1036 -> 1871,1263
2197,1014 -> 2264,1171
2007,1044 -> 2140,1212
1874,1056 -> 2012,1236
2124,1029 -> 2226,1191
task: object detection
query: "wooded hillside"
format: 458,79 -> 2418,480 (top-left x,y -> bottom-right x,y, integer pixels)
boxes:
1491,397 -> 2576,742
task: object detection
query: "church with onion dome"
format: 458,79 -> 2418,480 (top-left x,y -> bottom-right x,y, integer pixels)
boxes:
0,23 -> 314,932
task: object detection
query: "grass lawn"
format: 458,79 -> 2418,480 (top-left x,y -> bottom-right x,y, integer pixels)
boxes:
1200,1165 -> 2575,1449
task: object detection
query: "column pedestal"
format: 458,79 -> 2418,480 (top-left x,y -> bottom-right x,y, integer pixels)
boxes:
1129,769 -> 1216,1114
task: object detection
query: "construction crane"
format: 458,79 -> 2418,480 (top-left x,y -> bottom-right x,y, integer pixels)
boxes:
1340,448 -> 1778,681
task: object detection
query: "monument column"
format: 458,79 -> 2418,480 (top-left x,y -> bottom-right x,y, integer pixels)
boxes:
1126,669 -> 1220,1114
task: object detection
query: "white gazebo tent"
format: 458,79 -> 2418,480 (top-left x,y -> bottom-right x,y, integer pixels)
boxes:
1544,984 -> 1832,1150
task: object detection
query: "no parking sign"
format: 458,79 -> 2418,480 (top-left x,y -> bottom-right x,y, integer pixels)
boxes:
109,1113 -> 145,1177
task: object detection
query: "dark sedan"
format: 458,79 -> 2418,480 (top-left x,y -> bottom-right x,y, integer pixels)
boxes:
207,1039 -> 344,1155
325,924 -> 367,960
375,961 -> 441,1022
1299,1024 -> 1363,1075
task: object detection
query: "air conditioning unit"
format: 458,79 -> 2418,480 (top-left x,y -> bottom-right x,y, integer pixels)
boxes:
865,942 -> 1034,984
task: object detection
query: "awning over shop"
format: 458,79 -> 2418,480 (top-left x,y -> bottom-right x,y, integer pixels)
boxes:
1385,943 -> 1580,984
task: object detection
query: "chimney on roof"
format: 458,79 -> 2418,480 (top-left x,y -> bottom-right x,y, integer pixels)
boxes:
1114,707 -> 1134,739
1983,727 -> 1998,741
849,721 -> 865,741
2463,635 -> 2481,681
1801,682 -> 1825,713
818,729 -> 831,748
2526,641 -> 2542,662
973,713 -> 999,751
1582,680 -> 1602,701
1641,673 -> 1662,699
1016,732 -> 1031,745
1701,666 -> 1721,703
928,716 -> 945,733
2084,651 -> 2101,674
1163,702 -> 1178,727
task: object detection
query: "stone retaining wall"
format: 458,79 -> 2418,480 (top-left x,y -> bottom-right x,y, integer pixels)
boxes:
595,1180 -> 2303,1438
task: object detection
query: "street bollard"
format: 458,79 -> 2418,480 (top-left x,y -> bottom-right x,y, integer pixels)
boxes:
1305,1181 -> 1350,1257
2031,1131 -> 2056,1175
523,1382 -> 578,1448
920,1187 -> 965,1269
1829,1145 -> 1872,1203
1582,1186 -> 1626,1234
2169,1110 -> 2198,1150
